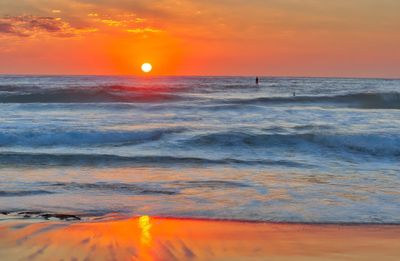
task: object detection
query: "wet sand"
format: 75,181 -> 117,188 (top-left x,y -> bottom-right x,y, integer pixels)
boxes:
0,215 -> 399,261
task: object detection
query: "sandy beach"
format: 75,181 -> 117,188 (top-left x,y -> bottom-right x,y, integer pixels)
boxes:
1,214 -> 399,261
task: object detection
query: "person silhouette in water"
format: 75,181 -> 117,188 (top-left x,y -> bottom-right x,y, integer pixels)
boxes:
256,77 -> 259,85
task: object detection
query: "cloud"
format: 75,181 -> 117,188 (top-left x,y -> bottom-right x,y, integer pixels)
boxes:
101,19 -> 123,27
0,21 -> 30,37
126,27 -> 163,34
84,12 -> 161,34
0,15 -> 97,37
134,18 -> 146,23
0,22 -> 17,34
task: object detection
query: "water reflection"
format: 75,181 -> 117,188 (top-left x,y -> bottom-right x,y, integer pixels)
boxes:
0,215 -> 399,261
139,215 -> 152,245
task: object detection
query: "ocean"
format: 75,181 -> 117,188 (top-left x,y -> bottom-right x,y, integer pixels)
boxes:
0,75 -> 399,223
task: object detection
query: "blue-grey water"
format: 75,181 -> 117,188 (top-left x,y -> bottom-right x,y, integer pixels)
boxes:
0,76 -> 399,223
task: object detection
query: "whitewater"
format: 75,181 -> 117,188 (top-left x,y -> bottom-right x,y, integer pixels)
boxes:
0,76 -> 399,223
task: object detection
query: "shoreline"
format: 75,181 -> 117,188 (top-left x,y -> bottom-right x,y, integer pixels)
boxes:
1,215 -> 399,260
3,211 -> 400,225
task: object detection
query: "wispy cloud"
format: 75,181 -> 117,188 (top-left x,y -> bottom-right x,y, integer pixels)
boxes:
101,19 -> 123,27
126,27 -> 163,34
134,18 -> 146,23
86,12 -> 162,34
0,15 -> 97,37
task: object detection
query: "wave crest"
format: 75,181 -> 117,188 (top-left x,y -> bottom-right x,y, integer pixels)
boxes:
0,85 -> 186,103
0,128 -> 185,147
224,92 -> 400,109
187,132 -> 400,157
0,190 -> 54,197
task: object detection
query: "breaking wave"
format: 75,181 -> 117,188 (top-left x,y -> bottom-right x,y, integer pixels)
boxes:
0,128 -> 185,147
224,92 -> 400,109
187,132 -> 400,157
1,82 -> 399,109
0,85 -> 187,103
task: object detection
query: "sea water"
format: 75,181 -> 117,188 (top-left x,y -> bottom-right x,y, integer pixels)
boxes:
0,76 -> 399,223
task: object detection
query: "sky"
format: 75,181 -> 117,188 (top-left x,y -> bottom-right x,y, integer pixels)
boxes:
0,0 -> 399,77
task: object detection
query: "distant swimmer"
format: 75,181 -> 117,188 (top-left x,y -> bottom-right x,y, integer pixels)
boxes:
293,91 -> 296,97
255,77 -> 259,85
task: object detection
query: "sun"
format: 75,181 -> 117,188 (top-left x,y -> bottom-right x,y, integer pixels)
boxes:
141,63 -> 152,73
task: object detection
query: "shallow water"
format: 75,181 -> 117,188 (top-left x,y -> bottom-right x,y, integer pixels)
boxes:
0,76 -> 399,223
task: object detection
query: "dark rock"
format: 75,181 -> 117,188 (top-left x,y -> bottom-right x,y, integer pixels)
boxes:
12,211 -> 81,221
18,211 -> 42,215
40,213 -> 81,221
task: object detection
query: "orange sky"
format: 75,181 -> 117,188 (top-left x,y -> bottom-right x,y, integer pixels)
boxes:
0,0 -> 399,77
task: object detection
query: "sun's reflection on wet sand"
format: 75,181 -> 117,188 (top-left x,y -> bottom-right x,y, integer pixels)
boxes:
139,216 -> 152,245
138,215 -> 152,261
0,215 -> 399,261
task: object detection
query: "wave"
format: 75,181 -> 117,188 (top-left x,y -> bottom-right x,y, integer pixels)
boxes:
0,180 -> 252,200
0,190 -> 54,197
0,85 -> 187,103
2,83 -> 399,109
186,132 -> 400,157
172,180 -> 251,189
0,128 -> 185,147
43,182 -> 178,195
36,180 -> 250,195
0,153 -> 308,167
224,92 -> 400,109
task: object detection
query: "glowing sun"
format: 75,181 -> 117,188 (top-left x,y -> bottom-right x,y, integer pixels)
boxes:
141,63 -> 152,73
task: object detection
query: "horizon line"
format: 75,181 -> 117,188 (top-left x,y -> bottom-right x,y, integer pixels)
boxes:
0,73 -> 399,80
